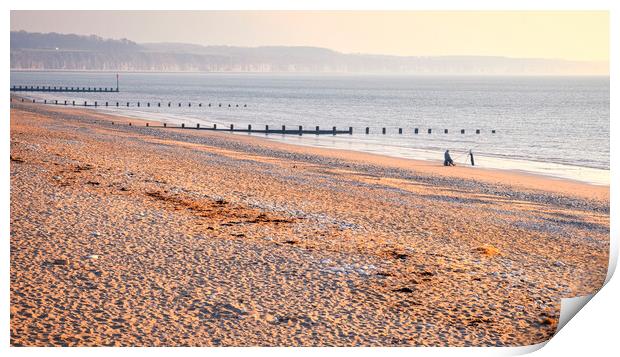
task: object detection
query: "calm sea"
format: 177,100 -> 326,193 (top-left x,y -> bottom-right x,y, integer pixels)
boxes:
10,71 -> 610,185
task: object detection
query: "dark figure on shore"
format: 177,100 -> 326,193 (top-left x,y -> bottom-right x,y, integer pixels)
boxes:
469,149 -> 475,166
444,150 -> 455,166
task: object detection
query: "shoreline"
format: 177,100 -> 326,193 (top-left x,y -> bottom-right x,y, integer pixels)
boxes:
10,102 -> 610,346
75,104 -> 609,200
19,98 -> 610,186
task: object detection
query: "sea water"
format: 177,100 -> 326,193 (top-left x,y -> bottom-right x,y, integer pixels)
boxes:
10,71 -> 610,185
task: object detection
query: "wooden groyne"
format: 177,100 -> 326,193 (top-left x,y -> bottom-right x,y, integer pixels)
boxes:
142,123 -> 352,135
11,98 -> 497,136
10,85 -> 119,93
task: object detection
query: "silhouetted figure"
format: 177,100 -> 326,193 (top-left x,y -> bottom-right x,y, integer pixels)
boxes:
444,150 -> 455,166
469,149 -> 475,166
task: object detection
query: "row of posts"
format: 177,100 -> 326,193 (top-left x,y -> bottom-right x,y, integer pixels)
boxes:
140,122 -> 495,135
11,85 -> 117,92
13,97 -> 495,135
15,97 -> 248,108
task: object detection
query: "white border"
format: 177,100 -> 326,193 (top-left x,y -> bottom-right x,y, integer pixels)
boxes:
4,1 -> 618,356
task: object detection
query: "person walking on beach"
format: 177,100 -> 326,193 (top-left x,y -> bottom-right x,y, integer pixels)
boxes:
444,150 -> 455,166
469,149 -> 475,166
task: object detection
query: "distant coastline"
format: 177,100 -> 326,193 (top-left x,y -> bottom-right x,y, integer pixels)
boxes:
11,31 -> 609,75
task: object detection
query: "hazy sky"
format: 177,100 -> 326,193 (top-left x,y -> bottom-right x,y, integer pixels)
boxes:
10,11 -> 609,61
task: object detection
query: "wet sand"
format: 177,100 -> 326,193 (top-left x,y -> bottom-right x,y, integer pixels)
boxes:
10,102 -> 609,346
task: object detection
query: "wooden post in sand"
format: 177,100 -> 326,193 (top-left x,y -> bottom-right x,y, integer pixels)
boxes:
116,102 -> 119,107
137,102 -> 140,107
188,103 -> 191,107
461,129 -> 465,134
365,127 -> 370,134
158,103 -> 161,107
332,126 -> 337,135
398,128 -> 403,134
164,123 -> 167,128
282,125 -> 286,133
105,102 -> 108,107
265,125 -> 269,133
127,102 -> 130,107
230,124 -> 234,131
444,129 -> 448,134
197,123 -> 200,129
199,103 -> 202,107
168,102 -> 171,107
129,123 -> 132,126
72,101 -> 75,106
64,100 -> 67,105
492,130 -> 496,134
44,99 -> 47,104
299,125 -> 303,136
147,102 -> 150,107
414,128 -> 419,134
248,124 -> 252,132
181,123 -> 185,128
476,129 -> 480,134
382,127 -> 386,135
146,123 -> 149,127
428,129 -> 432,134
95,101 -> 98,107
84,101 -> 87,106
316,126 -> 320,135
178,103 -> 181,107
213,124 -> 217,130
349,127 -> 353,135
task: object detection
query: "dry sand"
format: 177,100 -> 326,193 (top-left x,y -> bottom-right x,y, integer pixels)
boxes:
10,102 -> 609,346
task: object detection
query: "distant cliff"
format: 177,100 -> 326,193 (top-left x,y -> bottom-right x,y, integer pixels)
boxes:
10,31 -> 609,75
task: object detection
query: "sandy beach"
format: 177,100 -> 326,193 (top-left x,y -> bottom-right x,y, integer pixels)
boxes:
10,102 -> 609,346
